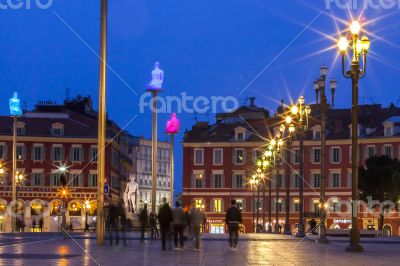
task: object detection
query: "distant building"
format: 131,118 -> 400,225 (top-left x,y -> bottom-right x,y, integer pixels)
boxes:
129,137 -> 172,211
0,96 -> 132,232
182,98 -> 400,235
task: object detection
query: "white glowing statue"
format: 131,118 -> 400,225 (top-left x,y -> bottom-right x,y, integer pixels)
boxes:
124,174 -> 139,213
147,61 -> 164,90
9,92 -> 22,116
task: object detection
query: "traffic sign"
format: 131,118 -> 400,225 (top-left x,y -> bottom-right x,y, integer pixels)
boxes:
104,184 -> 109,194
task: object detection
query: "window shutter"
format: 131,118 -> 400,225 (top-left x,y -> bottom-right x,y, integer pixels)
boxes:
79,148 -> 84,161
88,174 -> 92,187
221,199 -> 225,212
243,150 -> 246,164
70,148 -> 74,162
329,173 -> 333,188
60,147 -> 65,161
232,174 -> 237,188
242,199 -> 246,212
22,146 -> 26,160
364,147 -> 369,160
252,150 -> 256,163
310,174 -> 314,188
202,175 -> 206,188
232,150 -> 236,164
31,147 -> 35,161
329,148 -> 333,163
50,147 -> 55,161
191,174 -> 195,188
41,147 -> 45,161
40,173 -> 45,186
210,199 -> 214,212
339,148 -> 342,163
281,174 -> 285,188
211,175 -> 215,188
221,175 -> 225,188
310,148 -> 314,163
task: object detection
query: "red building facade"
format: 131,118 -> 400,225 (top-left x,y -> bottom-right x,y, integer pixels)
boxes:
0,97 -> 131,232
182,102 -> 400,235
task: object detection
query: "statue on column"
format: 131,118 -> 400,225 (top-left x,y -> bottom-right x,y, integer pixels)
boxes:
9,92 -> 22,116
147,61 -> 164,90
124,174 -> 139,214
166,113 -> 180,134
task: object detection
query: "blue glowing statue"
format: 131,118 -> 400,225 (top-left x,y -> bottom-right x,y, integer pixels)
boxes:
9,92 -> 22,116
147,62 -> 164,91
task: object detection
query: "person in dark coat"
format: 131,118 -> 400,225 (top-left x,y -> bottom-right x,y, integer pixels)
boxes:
39,218 -> 44,232
139,204 -> 149,244
225,199 -> 243,250
157,197 -> 173,251
119,200 -> 128,246
108,202 -> 120,245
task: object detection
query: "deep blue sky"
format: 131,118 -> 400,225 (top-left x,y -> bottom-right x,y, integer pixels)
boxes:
1,1 -> 399,193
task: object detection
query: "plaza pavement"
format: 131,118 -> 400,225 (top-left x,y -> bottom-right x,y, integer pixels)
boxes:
0,232 -> 398,265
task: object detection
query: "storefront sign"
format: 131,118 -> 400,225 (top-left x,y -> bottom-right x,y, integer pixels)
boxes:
333,219 -> 351,224
207,219 -> 223,223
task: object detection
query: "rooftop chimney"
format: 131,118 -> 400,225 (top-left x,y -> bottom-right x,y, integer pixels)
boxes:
249,97 -> 255,108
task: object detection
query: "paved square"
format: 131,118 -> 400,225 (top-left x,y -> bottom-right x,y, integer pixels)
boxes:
0,233 -> 398,265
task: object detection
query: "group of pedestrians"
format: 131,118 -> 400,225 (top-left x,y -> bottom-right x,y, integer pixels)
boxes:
109,197 -> 244,251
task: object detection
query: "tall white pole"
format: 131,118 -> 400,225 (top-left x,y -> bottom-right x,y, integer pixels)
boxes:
151,91 -> 158,213
96,0 -> 107,245
11,116 -> 17,232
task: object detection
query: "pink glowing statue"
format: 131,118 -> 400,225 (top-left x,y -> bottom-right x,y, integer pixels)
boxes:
166,113 -> 180,134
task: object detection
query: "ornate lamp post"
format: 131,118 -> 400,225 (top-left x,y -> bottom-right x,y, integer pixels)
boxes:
337,20 -> 370,252
85,200 -> 90,232
289,96 -> 311,238
278,119 -> 295,235
250,176 -> 258,232
166,113 -> 180,206
256,152 -> 273,232
314,66 -> 337,243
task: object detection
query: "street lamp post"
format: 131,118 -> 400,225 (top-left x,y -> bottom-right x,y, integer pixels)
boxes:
85,200 -> 90,233
314,66 -> 337,244
96,0 -> 108,245
337,20 -> 370,252
289,97 -> 311,238
250,178 -> 256,232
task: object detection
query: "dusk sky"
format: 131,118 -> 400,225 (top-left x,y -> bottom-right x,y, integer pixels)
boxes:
1,1 -> 399,193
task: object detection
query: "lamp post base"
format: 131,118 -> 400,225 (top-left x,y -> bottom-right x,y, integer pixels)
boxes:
283,223 -> 291,235
295,224 -> 306,238
316,224 -> 329,243
267,225 -> 272,233
345,243 -> 364,252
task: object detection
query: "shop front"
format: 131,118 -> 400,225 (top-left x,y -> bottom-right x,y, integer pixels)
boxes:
207,219 -> 225,234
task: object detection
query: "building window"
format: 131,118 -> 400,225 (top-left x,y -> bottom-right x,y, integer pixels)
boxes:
293,199 -> 299,212
16,145 -> 26,160
332,147 -> 341,163
111,149 -> 119,167
313,173 -> 321,188
292,149 -> 300,164
212,199 -> 223,213
383,145 -> 393,158
312,199 -> 320,215
314,130 -> 321,140
293,174 -> 300,188
51,123 -> 64,136
237,132 -> 244,140
70,147 -> 83,162
366,146 -> 376,159
50,173 -> 61,186
212,174 -> 223,188
234,149 -> 245,165
213,149 -> 223,165
51,146 -> 64,161
276,174 -> 283,188
32,146 -> 44,161
194,199 -> 204,210
31,173 -> 44,186
332,173 -> 340,188
384,126 -> 393,136
193,174 -> 204,188
194,149 -> 204,165
312,148 -> 321,163
69,174 -> 82,187
235,199 -> 245,211
233,174 -> 245,188
0,145 -> 7,160
253,198 -> 263,212
88,174 -> 98,187
17,127 -> 26,136
89,147 -> 98,162
330,199 -> 340,212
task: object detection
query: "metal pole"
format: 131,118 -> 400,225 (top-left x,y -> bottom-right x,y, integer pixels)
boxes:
252,188 -> 255,233
256,183 -> 260,233
262,180 -> 266,232
11,116 -> 17,232
284,146 -> 291,235
275,172 -> 280,233
151,90 -> 158,213
296,130 -> 306,237
169,134 -> 174,206
267,178 -> 272,233
346,61 -> 363,252
317,82 -> 329,243
96,0 -> 107,245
